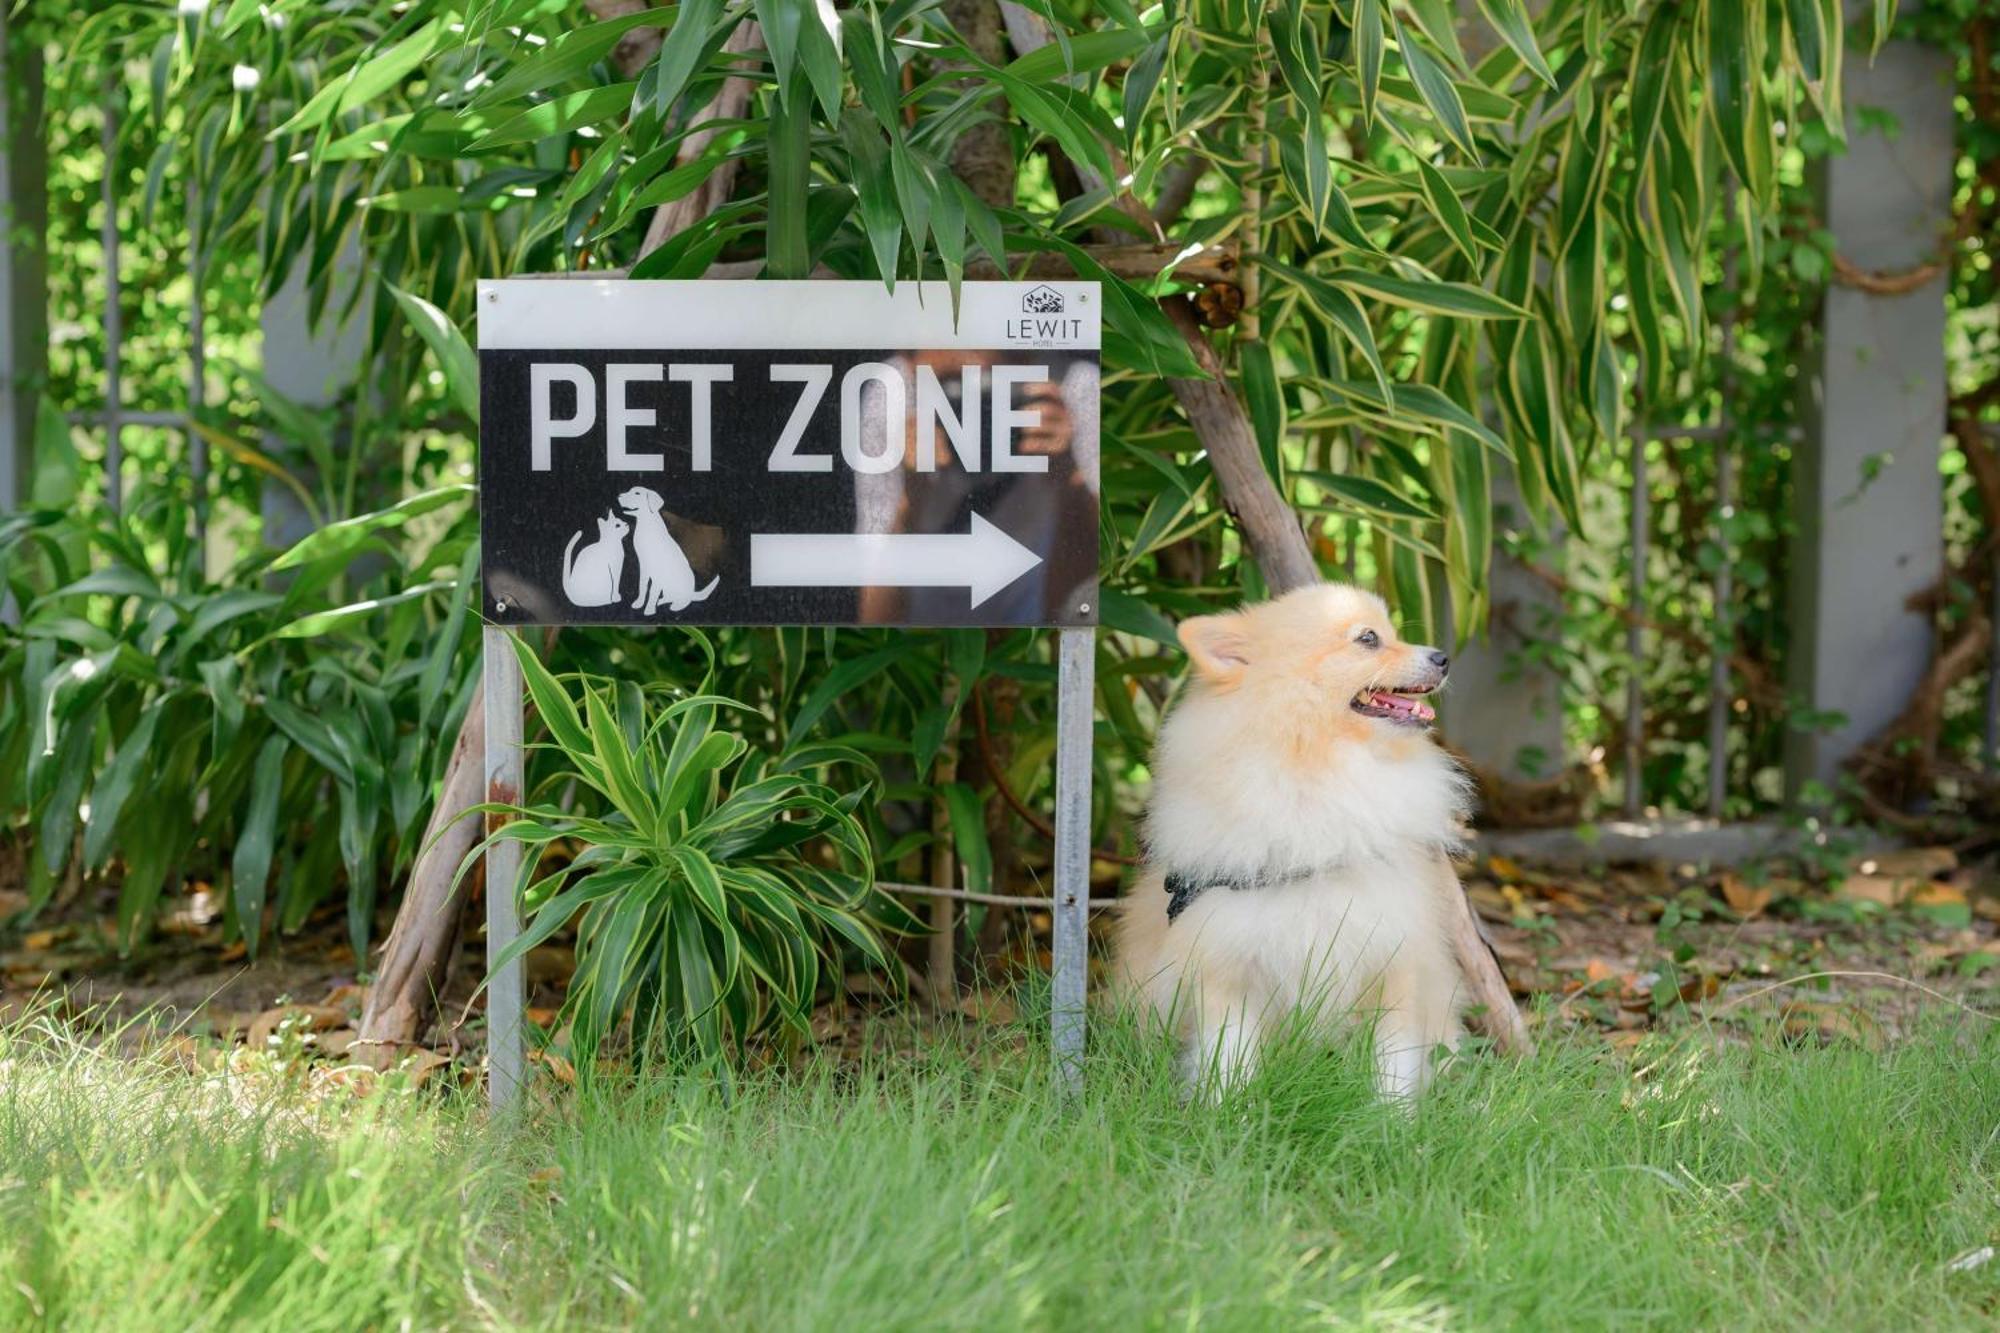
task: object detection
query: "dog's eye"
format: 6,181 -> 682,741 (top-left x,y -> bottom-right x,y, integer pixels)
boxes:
1355,629 -> 1380,648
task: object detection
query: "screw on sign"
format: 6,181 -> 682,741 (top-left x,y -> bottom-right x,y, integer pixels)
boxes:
475,281 -> 1102,1104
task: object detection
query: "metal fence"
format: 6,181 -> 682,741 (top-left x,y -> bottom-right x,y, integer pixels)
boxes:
65,84 -> 207,536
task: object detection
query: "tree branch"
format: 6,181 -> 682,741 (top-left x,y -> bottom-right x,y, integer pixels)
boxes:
637,21 -> 764,261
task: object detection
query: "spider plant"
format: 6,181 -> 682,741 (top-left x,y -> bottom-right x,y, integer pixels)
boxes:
469,634 -> 914,1072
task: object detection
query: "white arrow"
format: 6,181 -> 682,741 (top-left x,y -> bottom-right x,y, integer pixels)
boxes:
751,513 -> 1043,609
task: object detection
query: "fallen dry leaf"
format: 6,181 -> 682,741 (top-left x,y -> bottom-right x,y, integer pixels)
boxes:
401,1049 -> 452,1085
21,929 -> 60,951
1835,874 -> 1920,907
956,991 -> 1018,1025
1719,873 -> 1773,918
148,1034 -> 205,1072
528,1048 -> 577,1086
1779,999 -> 1883,1049
246,1003 -> 347,1050
0,889 -> 29,918
323,983 -> 365,1009
326,1067 -> 378,1096
317,1028 -> 359,1059
1909,883 -> 1967,908
1860,846 -> 1957,879
1677,973 -> 1722,1004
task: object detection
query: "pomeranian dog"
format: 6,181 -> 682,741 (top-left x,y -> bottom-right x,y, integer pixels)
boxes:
1111,583 -> 1471,1102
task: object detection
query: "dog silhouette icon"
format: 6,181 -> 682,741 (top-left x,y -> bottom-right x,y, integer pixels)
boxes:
616,486 -> 719,615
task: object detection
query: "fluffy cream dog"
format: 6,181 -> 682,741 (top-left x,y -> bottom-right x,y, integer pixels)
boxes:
1111,583 -> 1471,1101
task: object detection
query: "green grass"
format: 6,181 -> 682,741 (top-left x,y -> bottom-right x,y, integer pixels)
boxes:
1,1004 -> 1995,1330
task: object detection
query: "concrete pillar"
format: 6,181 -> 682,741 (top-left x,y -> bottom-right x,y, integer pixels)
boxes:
1445,472 -> 1567,783
257,238 -> 372,546
1785,11 -> 1952,797
0,7 -> 47,525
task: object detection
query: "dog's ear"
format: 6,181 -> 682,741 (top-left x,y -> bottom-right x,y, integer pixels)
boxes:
1178,614 -> 1251,683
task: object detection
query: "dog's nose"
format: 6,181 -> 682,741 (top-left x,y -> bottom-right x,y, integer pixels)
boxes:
1428,650 -> 1449,671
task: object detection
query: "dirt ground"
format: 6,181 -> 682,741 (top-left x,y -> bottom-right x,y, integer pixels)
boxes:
3,841 -> 1997,1075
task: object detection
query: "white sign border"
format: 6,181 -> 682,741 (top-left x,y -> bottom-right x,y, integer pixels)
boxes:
478,278 -> 1102,352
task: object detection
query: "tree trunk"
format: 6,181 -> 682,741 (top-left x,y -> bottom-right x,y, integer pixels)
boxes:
943,0 -> 1016,208
639,22 -> 764,256
354,684 -> 484,1064
1164,301 -> 1321,593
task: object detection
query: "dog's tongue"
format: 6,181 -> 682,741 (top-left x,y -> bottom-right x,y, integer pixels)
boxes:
1364,689 -> 1436,723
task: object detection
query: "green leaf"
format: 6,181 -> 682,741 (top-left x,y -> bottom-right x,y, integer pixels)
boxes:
269,579 -> 456,640
792,0 -> 846,120
941,782 -> 993,896
1785,0 -> 1825,85
510,634 -> 595,768
990,71 -> 1116,185
662,732 -> 745,827
479,7 -> 679,107
387,285 -> 481,422
83,708 -> 161,872
1122,33 -> 1171,145
790,644 -> 906,739
1413,157 -> 1480,263
1706,0 -> 1758,192
1004,26 -> 1155,83
1098,588 -> 1180,647
1239,341 -> 1285,483
1394,17 -> 1477,159
1260,258 -> 1393,401
271,19 -> 444,138
270,483 -> 473,571
200,658 -> 245,759
583,682 -> 659,831
1330,267 -> 1527,319
1474,0 -> 1557,88
231,734 -> 288,957
474,83 -> 635,151
1301,471 -> 1438,521
1354,0 -> 1385,129
1630,3 -> 1681,166
1268,0 -> 1323,108
653,0 -> 729,118
1387,382 -> 1508,456
841,111 -> 902,286
358,186 -> 469,214
622,134 -> 741,213
766,71 -> 814,279
1403,0 -> 1469,72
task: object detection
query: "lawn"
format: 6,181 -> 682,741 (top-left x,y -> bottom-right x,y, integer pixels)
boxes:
1,1004 -> 1995,1331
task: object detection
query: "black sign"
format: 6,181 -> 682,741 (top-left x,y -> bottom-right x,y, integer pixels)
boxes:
477,280 -> 1100,627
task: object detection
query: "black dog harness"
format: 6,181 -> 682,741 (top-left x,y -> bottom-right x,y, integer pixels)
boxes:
1164,864 -> 1327,923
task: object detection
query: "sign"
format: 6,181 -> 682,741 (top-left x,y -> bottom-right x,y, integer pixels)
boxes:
477,280 -> 1101,628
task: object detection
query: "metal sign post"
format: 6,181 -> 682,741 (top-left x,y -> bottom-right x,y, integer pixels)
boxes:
481,624 -> 526,1111
476,280 -> 1102,1107
1051,626 -> 1095,1092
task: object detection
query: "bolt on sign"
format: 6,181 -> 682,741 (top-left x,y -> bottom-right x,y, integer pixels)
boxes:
477,281 -> 1101,628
